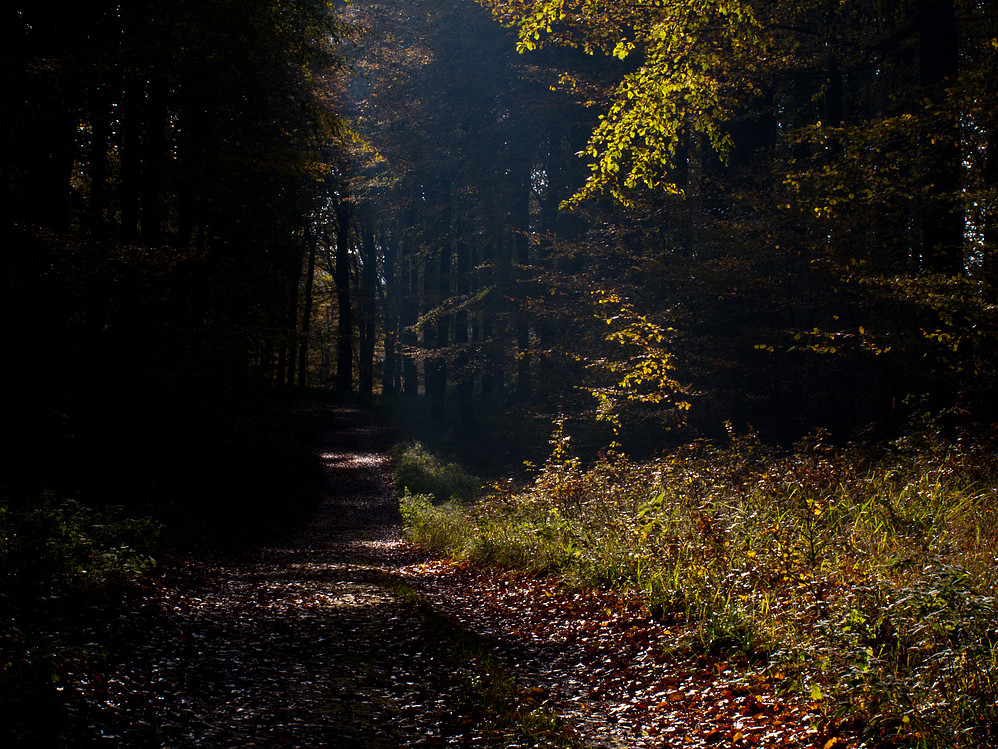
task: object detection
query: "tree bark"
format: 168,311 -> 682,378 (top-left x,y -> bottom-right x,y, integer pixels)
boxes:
120,77 -> 143,244
381,222 -> 398,396
335,202 -> 354,393
141,74 -> 168,245
297,230 -> 318,387
455,229 -> 474,429
358,212 -> 378,402
88,86 -> 110,239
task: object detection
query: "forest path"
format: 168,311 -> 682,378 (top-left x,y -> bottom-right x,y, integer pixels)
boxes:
74,405 -> 809,749
77,405 -> 549,748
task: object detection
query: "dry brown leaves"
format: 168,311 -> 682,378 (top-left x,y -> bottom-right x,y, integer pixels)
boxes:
400,558 -> 836,749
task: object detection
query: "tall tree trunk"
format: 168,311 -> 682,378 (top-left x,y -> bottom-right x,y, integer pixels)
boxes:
983,122 -> 998,299
141,74 -> 168,245
120,77 -> 143,244
358,212 -> 378,403
455,230 -> 474,429
402,248 -> 419,398
297,230 -> 318,387
381,223 -> 398,397
335,202 -> 354,393
431,222 -> 451,422
89,86 -> 110,239
513,167 -> 531,402
422,212 -> 440,412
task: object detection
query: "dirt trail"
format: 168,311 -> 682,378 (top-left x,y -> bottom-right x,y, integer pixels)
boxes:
63,405 -> 809,749
69,406 -> 525,748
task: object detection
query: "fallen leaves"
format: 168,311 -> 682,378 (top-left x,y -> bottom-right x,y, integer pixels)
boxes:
399,559 -> 843,748
35,405 -> 856,748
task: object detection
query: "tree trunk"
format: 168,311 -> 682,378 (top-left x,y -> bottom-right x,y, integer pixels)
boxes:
335,202 -> 354,393
381,223 -> 398,397
120,77 -> 143,244
358,212 -> 378,402
297,230 -> 318,387
88,86 -> 110,239
431,225 -> 451,422
422,212 -> 441,413
141,74 -> 168,246
455,230 -> 474,429
514,166 -> 531,402
983,122 -> 998,298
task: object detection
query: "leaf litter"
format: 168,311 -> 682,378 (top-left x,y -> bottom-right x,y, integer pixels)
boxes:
56,406 -> 825,747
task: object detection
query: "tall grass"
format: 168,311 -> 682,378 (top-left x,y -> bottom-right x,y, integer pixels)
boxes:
400,427 -> 998,748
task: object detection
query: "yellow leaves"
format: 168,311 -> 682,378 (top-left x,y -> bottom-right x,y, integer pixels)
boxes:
612,41 -> 634,60
588,290 -> 692,426
502,0 -> 761,205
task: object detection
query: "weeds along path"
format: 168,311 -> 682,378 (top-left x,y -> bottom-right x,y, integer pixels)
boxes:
67,405 -> 554,748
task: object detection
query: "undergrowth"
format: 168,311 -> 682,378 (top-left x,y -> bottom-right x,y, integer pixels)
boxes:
0,495 -> 161,744
391,440 -> 482,502
399,424 -> 998,748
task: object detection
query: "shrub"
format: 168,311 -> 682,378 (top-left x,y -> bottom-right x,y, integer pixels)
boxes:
391,441 -> 481,502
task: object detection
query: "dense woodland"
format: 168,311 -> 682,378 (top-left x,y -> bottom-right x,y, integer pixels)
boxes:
3,0 -> 998,745
4,0 -> 997,473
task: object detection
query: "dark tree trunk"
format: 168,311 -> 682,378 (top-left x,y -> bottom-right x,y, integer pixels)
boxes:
120,77 -> 143,244
402,259 -> 419,398
335,202 -> 354,393
141,75 -> 168,245
513,167 -> 531,402
455,230 -> 474,429
983,123 -> 998,298
422,218 -> 440,412
358,213 -> 378,402
88,86 -> 110,239
431,226 -> 451,422
381,224 -> 398,397
297,230 -> 318,387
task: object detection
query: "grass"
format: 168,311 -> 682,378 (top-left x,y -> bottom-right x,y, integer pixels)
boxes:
399,426 -> 998,748
391,440 -> 483,502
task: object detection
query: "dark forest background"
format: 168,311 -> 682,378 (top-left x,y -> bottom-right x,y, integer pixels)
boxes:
5,0 -> 997,509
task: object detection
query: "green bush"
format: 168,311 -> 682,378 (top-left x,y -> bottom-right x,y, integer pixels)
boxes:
399,493 -> 475,553
391,441 -> 481,502
0,494 -> 160,597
